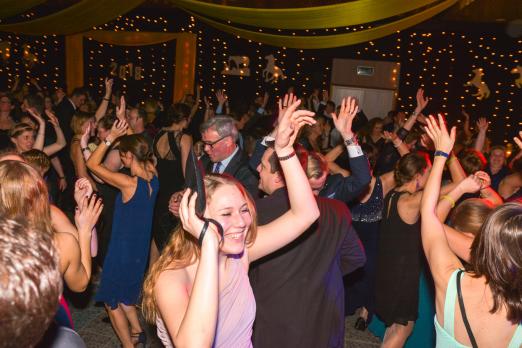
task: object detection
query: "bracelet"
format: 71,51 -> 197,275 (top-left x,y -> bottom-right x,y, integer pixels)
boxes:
440,195 -> 456,208
198,220 -> 210,246
103,97 -> 110,101
434,150 -> 449,158
396,127 -> 409,140
277,151 -> 296,161
58,176 -> 65,180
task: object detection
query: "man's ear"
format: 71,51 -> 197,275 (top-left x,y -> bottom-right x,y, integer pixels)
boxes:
274,171 -> 285,184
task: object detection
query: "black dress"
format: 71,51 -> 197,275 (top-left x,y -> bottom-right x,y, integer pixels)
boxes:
374,189 -> 421,326
151,130 -> 185,251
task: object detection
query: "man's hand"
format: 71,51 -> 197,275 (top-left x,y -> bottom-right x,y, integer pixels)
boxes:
331,97 -> 358,140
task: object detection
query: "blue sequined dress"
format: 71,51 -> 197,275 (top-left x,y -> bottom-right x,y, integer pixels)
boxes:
345,176 -> 383,320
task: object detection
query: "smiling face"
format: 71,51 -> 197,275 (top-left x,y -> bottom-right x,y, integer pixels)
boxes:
205,183 -> 253,255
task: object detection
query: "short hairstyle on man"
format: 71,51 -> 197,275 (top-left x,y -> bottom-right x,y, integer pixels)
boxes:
71,87 -> 88,98
0,217 -> 62,347
200,115 -> 239,141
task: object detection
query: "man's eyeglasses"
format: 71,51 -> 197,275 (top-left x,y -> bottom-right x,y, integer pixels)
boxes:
203,135 -> 229,149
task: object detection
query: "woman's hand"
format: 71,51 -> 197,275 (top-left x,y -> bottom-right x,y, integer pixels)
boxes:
74,178 -> 94,206
104,78 -> 113,98
45,110 -> 60,128
476,117 -> 489,133
80,123 -> 91,149
116,96 -> 126,121
277,93 -> 298,124
108,119 -> 128,141
178,190 -> 221,245
424,114 -> 456,154
474,170 -> 491,189
458,174 -> 483,194
27,107 -> 45,126
514,130 -> 522,150
331,96 -> 358,140
415,88 -> 429,114
274,99 -> 315,153
75,194 -> 103,233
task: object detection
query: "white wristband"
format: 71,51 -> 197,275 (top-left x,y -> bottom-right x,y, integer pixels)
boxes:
346,145 -> 364,158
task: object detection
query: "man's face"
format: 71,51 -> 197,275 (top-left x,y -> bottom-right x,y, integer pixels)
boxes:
309,172 -> 327,196
126,109 -> 139,131
257,148 -> 278,194
489,149 -> 505,169
72,94 -> 86,108
201,128 -> 234,163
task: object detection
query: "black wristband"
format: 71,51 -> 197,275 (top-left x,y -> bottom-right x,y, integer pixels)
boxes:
396,127 -> 409,141
205,218 -> 224,241
59,176 -> 65,179
198,220 -> 210,246
103,97 -> 110,102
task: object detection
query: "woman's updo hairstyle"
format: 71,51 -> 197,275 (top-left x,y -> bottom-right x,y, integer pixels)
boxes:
163,103 -> 191,127
118,134 -> 153,164
394,152 -> 429,186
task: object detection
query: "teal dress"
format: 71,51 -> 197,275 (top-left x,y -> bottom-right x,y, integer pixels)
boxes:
434,269 -> 522,348
95,176 -> 159,309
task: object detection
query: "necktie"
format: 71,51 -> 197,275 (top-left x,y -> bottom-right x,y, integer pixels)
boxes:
213,162 -> 222,174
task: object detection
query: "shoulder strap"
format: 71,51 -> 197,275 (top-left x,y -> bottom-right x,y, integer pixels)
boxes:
456,270 -> 478,348
444,269 -> 460,335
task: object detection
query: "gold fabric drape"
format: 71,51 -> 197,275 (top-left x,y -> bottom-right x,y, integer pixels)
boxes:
172,0 -> 439,29
66,31 -> 196,102
190,0 -> 458,49
0,0 -> 144,35
0,0 -> 46,19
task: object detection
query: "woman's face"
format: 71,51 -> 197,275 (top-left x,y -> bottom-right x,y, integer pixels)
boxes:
372,122 -> 384,136
97,125 -> 110,141
205,184 -> 252,255
80,118 -> 95,135
12,130 -> 35,152
416,164 -> 432,190
119,151 -> 132,168
44,97 -> 53,111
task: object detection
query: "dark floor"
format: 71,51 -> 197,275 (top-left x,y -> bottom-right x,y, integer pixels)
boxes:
70,281 -> 381,348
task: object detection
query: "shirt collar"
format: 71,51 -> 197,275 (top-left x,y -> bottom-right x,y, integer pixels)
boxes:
218,145 -> 239,172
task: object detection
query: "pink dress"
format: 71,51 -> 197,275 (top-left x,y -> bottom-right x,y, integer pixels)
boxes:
156,256 -> 256,347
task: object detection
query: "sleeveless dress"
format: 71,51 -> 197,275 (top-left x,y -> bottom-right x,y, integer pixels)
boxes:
95,176 -> 159,309
156,256 -> 256,347
151,130 -> 185,251
345,177 -> 383,318
375,190 -> 422,326
435,270 -> 522,347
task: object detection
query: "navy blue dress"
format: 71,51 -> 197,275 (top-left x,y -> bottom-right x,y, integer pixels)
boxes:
95,176 -> 159,309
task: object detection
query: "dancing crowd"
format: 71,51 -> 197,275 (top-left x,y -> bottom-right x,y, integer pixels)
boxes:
0,76 -> 521,348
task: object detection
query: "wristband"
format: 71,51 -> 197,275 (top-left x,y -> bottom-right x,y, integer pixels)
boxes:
198,220 -> 210,246
103,97 -> 110,101
393,139 -> 403,148
440,195 -> 456,208
277,151 -> 296,161
58,176 -> 65,180
434,150 -> 449,158
346,145 -> 364,158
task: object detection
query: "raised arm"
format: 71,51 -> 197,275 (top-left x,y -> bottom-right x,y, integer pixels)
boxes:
155,190 -> 221,347
43,111 -> 66,156
473,117 -> 489,152
26,108 -> 46,150
402,88 -> 429,132
94,78 -> 113,122
421,115 -> 463,287
436,174 -> 483,221
86,119 -> 134,191
249,97 -> 320,261
50,156 -> 67,192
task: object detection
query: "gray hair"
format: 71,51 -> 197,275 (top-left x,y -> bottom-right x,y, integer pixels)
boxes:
200,115 -> 238,141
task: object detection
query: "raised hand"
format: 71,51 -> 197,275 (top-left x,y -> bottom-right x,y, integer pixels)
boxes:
104,78 -> 114,98
45,110 -> 60,128
476,117 -> 489,133
178,189 -> 221,244
26,107 -> 45,126
277,93 -> 298,122
424,114 -> 456,154
116,96 -> 126,121
80,122 -> 92,149
415,88 -> 429,114
331,96 -> 358,140
74,178 -> 94,206
74,194 -> 103,232
215,90 -> 228,106
203,96 -> 211,110
383,130 -> 398,142
420,133 -> 435,151
108,119 -> 128,141
514,130 -> 522,150
458,174 -> 483,194
461,109 -> 470,121
275,99 -> 315,152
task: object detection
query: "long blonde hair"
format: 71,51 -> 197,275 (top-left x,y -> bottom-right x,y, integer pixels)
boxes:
142,174 -> 258,323
0,160 -> 53,235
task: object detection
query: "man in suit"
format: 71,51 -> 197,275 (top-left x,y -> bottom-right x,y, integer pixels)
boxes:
54,87 -> 88,143
250,146 -> 366,348
200,115 -> 259,197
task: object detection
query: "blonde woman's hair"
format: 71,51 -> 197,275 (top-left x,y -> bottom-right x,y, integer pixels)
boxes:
142,174 -> 258,323
0,160 -> 53,235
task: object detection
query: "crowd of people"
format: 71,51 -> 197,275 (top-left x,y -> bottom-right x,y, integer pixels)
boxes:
0,75 -> 521,348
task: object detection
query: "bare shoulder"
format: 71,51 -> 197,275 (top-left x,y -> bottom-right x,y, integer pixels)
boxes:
50,204 -> 78,236
155,266 -> 191,298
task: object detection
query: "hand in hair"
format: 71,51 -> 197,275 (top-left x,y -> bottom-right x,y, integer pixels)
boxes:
458,174 -> 483,194
178,189 -> 221,245
330,96 -> 358,140
274,99 -> 315,153
74,178 -> 93,206
514,130 -> 522,150
108,119 -> 128,141
80,122 -> 92,149
424,114 -> 456,154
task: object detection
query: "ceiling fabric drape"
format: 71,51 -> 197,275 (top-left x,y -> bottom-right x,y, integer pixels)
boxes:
171,0 -> 440,29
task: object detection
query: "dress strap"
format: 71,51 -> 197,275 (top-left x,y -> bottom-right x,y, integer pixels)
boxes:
508,324 -> 522,348
457,270 -> 478,348
443,269 -> 460,335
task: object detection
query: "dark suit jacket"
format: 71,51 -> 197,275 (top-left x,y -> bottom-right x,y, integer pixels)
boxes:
250,188 -> 366,348
200,148 -> 259,198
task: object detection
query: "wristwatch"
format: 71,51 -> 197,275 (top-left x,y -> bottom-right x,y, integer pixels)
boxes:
104,138 -> 112,147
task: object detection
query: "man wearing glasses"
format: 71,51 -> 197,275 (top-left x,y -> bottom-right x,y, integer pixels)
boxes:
200,115 -> 259,197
